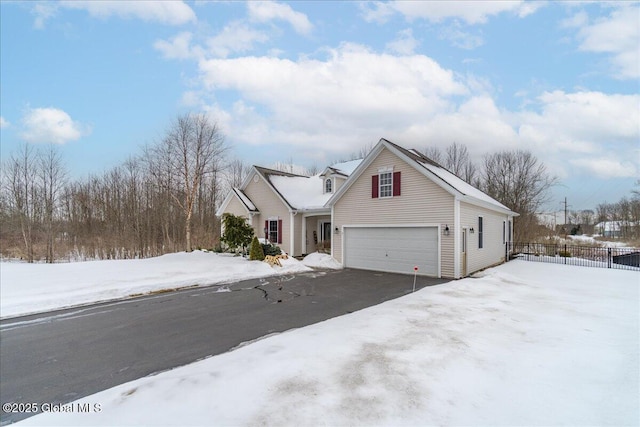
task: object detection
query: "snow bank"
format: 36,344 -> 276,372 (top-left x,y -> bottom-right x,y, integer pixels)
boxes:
302,252 -> 342,269
0,251 -> 311,318
17,261 -> 639,426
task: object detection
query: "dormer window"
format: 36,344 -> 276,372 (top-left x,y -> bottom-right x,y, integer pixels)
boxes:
325,178 -> 332,193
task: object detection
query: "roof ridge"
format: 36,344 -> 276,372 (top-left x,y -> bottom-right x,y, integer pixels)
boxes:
254,165 -> 309,178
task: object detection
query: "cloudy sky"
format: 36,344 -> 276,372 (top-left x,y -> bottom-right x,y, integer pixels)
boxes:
1,1 -> 638,211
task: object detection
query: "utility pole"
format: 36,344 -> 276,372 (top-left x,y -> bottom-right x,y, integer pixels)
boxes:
560,197 -> 571,238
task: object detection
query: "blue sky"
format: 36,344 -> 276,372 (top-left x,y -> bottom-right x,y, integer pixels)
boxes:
1,1 -> 638,212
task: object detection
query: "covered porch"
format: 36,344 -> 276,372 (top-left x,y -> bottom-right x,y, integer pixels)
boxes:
301,211 -> 332,255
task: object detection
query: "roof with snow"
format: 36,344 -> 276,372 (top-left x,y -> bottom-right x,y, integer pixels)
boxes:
258,160 -> 363,211
321,159 -> 363,178
231,188 -> 257,212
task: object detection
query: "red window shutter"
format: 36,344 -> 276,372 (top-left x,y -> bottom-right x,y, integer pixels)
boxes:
277,219 -> 283,244
372,175 -> 379,198
265,220 -> 268,239
393,171 -> 401,196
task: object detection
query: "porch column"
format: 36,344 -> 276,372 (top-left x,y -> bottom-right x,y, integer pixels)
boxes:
290,211 -> 296,256
301,214 -> 307,255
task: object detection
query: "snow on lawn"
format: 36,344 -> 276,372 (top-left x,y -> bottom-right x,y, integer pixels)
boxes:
0,251 -> 311,318
302,252 -> 343,269
567,234 -> 630,247
18,261 -> 639,426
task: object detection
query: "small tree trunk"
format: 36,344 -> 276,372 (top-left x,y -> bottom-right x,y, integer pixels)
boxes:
185,215 -> 192,252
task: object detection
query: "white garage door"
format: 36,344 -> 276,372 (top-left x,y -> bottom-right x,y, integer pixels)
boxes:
344,226 -> 439,276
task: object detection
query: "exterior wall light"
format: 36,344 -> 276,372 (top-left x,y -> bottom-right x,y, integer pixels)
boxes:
443,225 -> 450,236
334,227 -> 340,234
470,227 -> 475,234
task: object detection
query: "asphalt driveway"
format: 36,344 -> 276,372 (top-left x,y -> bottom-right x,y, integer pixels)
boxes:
0,268 -> 446,425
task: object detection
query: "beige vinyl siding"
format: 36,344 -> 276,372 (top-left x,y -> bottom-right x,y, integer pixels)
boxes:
224,195 -> 250,218
333,147 -> 456,278
334,176 -> 347,194
460,201 -> 509,274
242,173 -> 293,254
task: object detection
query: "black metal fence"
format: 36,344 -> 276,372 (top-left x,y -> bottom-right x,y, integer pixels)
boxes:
509,242 -> 640,271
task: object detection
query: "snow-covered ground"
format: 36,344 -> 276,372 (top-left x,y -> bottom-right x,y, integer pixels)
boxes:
567,234 -> 631,247
14,260 -> 639,426
0,251 -> 324,318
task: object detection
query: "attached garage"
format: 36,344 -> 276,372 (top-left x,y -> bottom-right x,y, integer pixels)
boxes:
343,226 -> 439,276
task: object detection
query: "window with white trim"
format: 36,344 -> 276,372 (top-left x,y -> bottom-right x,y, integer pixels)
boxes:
379,172 -> 392,198
269,220 -> 278,243
325,178 -> 332,193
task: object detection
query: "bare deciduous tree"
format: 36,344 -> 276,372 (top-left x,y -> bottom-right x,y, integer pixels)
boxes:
444,142 -> 476,184
4,144 -> 39,262
480,150 -> 557,242
225,158 -> 251,189
421,146 -> 443,164
38,145 -> 67,263
151,113 -> 227,252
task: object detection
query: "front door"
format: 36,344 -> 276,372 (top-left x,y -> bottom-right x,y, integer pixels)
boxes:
319,221 -> 331,252
322,222 -> 332,242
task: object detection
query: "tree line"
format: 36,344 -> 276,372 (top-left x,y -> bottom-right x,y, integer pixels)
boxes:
1,113 -> 236,262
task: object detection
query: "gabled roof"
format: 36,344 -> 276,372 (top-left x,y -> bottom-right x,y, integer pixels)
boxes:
266,160 -> 362,211
218,162 -> 362,214
215,187 -> 259,217
232,188 -> 258,212
327,138 -> 517,216
320,159 -> 363,178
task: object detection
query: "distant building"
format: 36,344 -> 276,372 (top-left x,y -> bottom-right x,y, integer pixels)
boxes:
595,221 -> 621,238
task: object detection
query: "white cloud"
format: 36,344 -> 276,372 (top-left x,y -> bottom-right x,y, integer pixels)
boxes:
180,91 -> 203,108
59,0 -> 196,26
570,158 -> 639,179
192,44 -> 638,180
391,1 -> 539,25
0,116 -> 10,129
31,2 -> 58,29
20,107 -> 91,144
197,43 -> 467,151
521,90 -> 639,147
247,1 -> 313,35
360,1 -> 395,24
438,22 -> 484,50
515,90 -> 640,178
560,10 -> 588,29
385,28 -> 419,55
362,1 -> 537,49
574,5 -> 640,80
154,32 -> 204,60
207,21 -> 269,58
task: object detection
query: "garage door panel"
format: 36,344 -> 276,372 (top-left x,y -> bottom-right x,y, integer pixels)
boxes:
344,227 -> 438,276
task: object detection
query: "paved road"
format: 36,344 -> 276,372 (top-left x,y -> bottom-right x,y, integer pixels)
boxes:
0,268 -> 446,425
